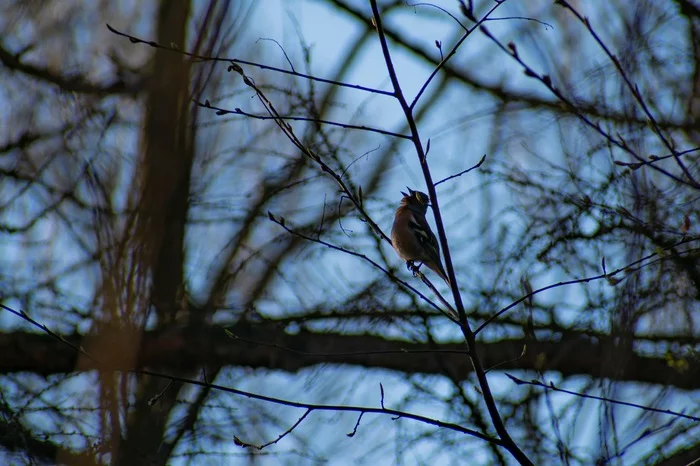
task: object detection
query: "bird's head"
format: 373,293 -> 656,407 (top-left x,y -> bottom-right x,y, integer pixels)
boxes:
400,187 -> 430,212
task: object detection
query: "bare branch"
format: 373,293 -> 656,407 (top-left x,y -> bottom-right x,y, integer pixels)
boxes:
506,374 -> 700,423
434,154 -> 486,187
106,23 -> 395,97
194,98 -> 411,139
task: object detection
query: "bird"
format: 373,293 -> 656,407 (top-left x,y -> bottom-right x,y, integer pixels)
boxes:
391,187 -> 450,286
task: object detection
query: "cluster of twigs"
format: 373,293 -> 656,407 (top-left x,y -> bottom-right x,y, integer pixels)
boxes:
3,1 -> 698,465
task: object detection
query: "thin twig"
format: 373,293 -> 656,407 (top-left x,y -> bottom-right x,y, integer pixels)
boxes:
1,302 -> 503,446
227,62 -> 391,245
346,412 -> 364,437
555,0 -> 699,188
475,237 -> 699,334
478,25 -> 698,190
614,144 -> 699,170
235,409 -> 311,449
370,2 -> 533,465
255,37 -> 296,72
434,154 -> 486,186
506,374 -> 700,423
409,264 -> 460,323
267,212 -> 445,315
410,1 -> 504,110
105,24 -> 394,97
194,99 -> 411,140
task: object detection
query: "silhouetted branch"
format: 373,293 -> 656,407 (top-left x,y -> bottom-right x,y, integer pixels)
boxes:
410,1 -> 504,109
478,25 -> 700,190
476,237 -> 700,334
266,212 -> 448,317
0,303 -> 504,447
106,23 -> 394,97
235,409 -> 311,449
506,374 -> 700,423
370,2 -> 533,465
193,99 -> 411,139
435,154 -> 486,186
556,0 -> 699,188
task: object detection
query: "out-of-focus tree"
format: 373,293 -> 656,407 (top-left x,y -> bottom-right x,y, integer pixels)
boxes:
1,0 -> 698,465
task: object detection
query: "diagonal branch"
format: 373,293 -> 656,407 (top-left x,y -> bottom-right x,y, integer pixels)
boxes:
105,23 -> 394,97
266,212 -> 448,317
556,0 -> 699,188
478,25 -> 700,190
369,2 -> 533,465
506,374 -> 700,423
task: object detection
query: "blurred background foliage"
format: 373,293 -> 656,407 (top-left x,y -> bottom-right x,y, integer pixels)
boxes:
0,0 -> 698,464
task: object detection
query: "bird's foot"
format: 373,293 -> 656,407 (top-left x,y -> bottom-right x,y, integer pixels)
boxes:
405,260 -> 414,272
406,261 -> 422,277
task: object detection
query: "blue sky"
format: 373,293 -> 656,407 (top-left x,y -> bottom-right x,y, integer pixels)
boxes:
1,0 -> 698,464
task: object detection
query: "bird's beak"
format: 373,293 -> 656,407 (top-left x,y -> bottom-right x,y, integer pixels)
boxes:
401,190 -> 408,197
405,186 -> 414,194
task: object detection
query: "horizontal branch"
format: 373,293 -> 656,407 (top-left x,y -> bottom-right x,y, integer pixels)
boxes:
194,99 -> 411,139
0,43 -> 139,96
1,307 -> 500,447
2,322 -> 697,390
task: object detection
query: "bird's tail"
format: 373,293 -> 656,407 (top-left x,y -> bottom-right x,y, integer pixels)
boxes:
428,261 -> 451,287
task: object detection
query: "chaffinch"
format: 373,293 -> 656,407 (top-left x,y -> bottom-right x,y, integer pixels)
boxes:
391,187 -> 450,286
